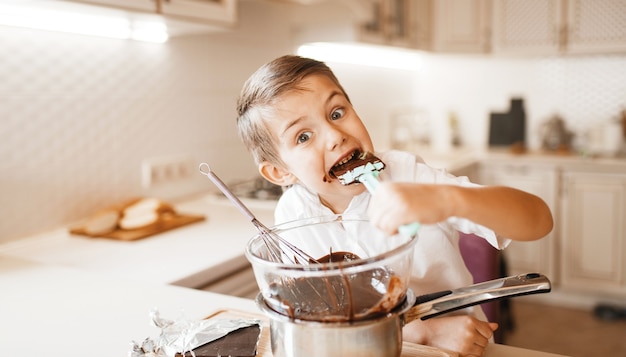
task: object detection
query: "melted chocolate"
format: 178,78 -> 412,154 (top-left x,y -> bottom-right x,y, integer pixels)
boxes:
266,250 -> 405,322
312,251 -> 361,263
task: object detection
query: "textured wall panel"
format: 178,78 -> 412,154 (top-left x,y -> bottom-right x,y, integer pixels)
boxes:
0,28 -> 253,242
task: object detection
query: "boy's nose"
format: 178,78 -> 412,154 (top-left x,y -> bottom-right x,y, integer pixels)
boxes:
325,123 -> 346,150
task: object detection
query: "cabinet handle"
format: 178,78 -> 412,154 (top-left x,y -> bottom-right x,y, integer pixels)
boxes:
559,24 -> 567,52
483,27 -> 492,53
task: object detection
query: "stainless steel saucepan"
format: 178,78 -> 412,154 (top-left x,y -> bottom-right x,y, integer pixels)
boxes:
256,273 -> 551,357
246,215 -> 551,356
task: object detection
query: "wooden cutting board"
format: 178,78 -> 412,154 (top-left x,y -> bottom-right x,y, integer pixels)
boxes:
205,309 -> 458,357
69,214 -> 205,241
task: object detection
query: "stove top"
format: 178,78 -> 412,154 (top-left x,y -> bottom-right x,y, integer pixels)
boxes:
218,177 -> 283,201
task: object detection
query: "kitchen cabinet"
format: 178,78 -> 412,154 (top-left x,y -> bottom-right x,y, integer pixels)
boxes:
491,0 -> 563,55
565,0 -> 626,54
356,0 -> 422,48
368,0 -> 491,53
431,0 -> 492,53
75,0 -> 153,12
492,0 -> 626,55
559,171 -> 626,297
298,0 -> 623,54
161,0 -> 237,25
72,0 -> 237,25
358,0 -> 492,53
478,161 -> 559,280
479,153 -> 626,305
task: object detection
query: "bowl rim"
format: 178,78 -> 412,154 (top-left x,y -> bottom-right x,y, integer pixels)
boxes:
244,213 -> 418,271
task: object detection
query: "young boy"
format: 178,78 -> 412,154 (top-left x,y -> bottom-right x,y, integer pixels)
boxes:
236,55 -> 553,356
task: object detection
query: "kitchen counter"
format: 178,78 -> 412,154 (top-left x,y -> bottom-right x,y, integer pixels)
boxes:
0,256 -> 257,357
417,146 -> 626,173
0,256 -> 568,357
0,191 -> 574,356
476,148 -> 626,172
0,194 -> 277,288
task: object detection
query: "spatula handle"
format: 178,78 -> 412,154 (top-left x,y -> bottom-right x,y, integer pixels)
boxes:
358,173 -> 420,237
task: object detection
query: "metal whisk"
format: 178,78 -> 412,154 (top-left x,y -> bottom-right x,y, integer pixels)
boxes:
199,163 -> 319,264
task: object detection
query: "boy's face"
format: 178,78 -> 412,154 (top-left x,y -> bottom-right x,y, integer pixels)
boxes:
260,74 -> 374,212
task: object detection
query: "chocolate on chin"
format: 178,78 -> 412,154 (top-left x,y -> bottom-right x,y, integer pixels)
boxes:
183,324 -> 261,357
331,151 -> 385,185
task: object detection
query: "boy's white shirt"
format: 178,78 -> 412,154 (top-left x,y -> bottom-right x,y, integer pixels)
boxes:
274,150 -> 510,321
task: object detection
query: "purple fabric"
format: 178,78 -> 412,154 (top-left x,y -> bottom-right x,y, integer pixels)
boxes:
458,232 -> 501,323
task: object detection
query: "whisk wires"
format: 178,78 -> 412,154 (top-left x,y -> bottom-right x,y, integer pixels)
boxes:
199,163 -> 319,265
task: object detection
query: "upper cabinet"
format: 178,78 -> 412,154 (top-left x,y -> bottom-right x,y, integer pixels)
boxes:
357,0 -> 626,55
363,0 -> 492,53
492,0 -> 626,55
76,0 -> 153,11
355,0 -> 424,48
160,0 -> 237,25
72,0 -> 237,25
431,0 -> 492,53
491,0 -> 563,55
565,0 -> 626,54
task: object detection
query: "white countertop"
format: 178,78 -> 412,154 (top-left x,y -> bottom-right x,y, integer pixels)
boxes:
417,146 -> 626,173
0,192 -> 570,357
0,256 -> 567,357
0,194 -> 277,287
0,256 -> 258,357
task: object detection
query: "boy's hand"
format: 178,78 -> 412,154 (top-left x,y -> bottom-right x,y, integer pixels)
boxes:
403,315 -> 498,357
367,182 -> 453,235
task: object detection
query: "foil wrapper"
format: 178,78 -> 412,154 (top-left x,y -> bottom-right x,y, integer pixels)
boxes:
129,308 -> 261,357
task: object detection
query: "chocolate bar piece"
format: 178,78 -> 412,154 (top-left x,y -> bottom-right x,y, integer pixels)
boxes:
183,324 -> 261,357
331,152 -> 385,185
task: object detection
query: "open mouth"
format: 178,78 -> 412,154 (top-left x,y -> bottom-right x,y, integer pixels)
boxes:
329,150 -> 363,179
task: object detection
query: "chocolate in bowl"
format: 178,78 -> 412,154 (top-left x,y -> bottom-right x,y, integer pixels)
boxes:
265,266 -> 405,321
245,214 -> 417,322
313,251 -> 361,263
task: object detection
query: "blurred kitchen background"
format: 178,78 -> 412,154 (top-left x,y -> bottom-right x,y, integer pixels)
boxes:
1,1 -> 625,355
2,0 -> 625,243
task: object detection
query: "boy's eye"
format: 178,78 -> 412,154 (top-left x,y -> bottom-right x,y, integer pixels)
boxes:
296,132 -> 312,144
330,108 -> 344,121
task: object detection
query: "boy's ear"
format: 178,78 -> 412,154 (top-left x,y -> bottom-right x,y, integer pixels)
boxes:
259,161 -> 297,186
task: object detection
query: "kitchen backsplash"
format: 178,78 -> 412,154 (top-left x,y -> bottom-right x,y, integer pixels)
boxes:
0,1 -> 625,243
0,1 -> 297,242
412,53 -> 626,151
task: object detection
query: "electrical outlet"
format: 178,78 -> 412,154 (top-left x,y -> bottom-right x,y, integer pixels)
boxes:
141,155 -> 196,189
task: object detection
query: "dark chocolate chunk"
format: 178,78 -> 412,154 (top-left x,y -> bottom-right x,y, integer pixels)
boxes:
184,324 -> 261,357
330,151 -> 385,185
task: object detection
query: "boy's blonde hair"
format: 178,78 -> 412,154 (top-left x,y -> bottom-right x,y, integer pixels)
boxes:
236,55 -> 350,165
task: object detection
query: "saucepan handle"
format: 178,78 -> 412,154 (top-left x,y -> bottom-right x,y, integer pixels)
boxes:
403,273 -> 551,325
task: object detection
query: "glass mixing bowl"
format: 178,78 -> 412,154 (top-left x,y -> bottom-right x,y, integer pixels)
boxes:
245,214 -> 418,322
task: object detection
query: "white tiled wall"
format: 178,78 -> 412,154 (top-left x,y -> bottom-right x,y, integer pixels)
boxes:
412,54 -> 626,150
0,1 -> 294,242
1,1 -> 625,243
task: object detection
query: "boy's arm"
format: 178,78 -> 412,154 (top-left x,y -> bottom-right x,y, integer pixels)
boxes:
446,185 -> 553,242
369,183 -> 553,241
